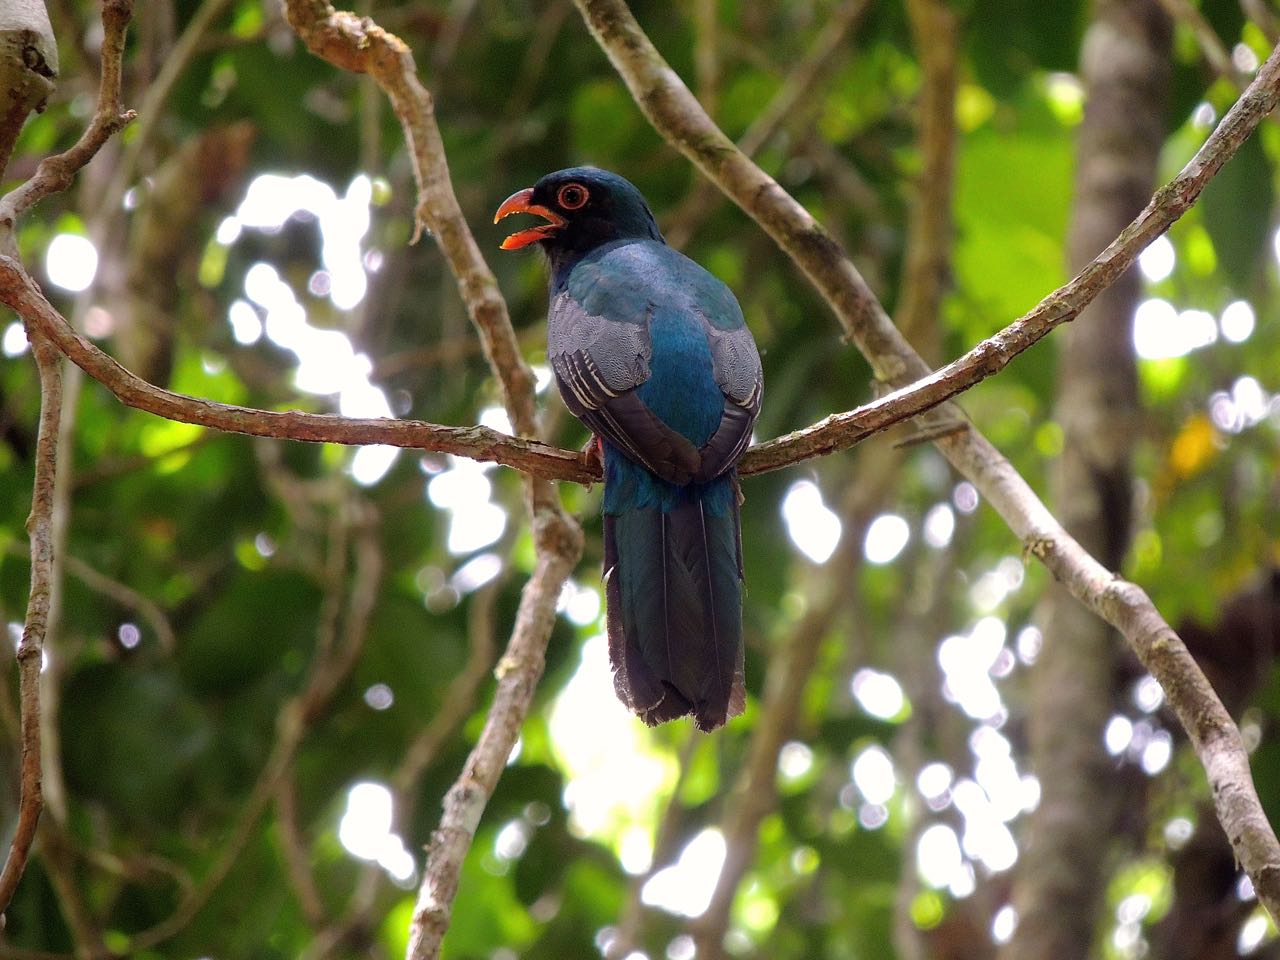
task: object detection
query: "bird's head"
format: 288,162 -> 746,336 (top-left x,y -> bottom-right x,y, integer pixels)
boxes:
494,167 -> 663,261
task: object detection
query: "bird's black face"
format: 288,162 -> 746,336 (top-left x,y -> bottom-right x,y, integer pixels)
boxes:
494,167 -> 661,256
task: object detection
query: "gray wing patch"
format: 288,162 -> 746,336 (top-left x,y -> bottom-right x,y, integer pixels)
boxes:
705,321 -> 763,407
548,289 -> 651,400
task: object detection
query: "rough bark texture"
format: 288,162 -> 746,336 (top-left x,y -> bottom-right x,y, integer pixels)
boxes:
1004,3 -> 1171,957
0,0 -> 57,181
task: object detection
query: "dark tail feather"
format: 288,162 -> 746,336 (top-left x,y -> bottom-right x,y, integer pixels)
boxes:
603,482 -> 745,731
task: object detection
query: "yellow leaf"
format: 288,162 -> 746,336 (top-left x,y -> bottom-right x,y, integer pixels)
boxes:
1169,414 -> 1218,478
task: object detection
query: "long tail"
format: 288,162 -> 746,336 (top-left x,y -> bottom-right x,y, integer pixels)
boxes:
603,475 -> 746,731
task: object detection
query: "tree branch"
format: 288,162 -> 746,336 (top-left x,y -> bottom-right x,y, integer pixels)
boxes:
0,0 -> 134,251
0,332 -> 59,918
0,261 -> 598,482
572,0 -> 1280,921
1156,0 -> 1248,86
279,8 -> 584,960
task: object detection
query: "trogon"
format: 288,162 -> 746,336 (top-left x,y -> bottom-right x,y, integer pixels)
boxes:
495,167 -> 762,731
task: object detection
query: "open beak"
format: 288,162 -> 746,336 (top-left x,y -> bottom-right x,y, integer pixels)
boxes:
493,187 -> 566,250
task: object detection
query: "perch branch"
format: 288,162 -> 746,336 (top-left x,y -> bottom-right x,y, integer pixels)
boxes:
572,0 -> 1280,920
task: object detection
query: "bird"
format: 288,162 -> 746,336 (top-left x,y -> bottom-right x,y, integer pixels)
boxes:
495,166 -> 763,731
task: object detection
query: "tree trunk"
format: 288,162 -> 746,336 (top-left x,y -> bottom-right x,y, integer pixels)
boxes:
1001,2 -> 1171,957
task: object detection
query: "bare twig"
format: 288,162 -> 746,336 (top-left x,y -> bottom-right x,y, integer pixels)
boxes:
0,264 -> 597,482
125,499 -> 382,952
280,8 -> 583,960
2,542 -> 177,654
665,0 -> 870,249
95,0 -> 237,227
0,0 -> 135,249
1242,0 -> 1280,44
406,504 -> 581,960
1157,0 -> 1248,85
0,333 -> 59,917
572,0 -> 1280,920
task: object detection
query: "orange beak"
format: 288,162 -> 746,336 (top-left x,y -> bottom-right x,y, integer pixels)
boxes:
494,187 -> 566,250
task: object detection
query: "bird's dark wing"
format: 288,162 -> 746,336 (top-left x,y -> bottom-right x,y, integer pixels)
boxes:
548,285 -> 707,485
694,317 -> 762,482
548,243 -> 762,486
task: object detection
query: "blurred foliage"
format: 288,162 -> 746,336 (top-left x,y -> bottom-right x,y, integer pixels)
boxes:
0,0 -> 1277,958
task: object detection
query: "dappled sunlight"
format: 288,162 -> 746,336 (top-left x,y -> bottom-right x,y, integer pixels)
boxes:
781,479 -> 841,563
938,617 -> 1008,722
45,233 -> 98,292
1138,234 -> 1175,283
851,744 -> 896,806
2,322 -> 28,356
221,174 -> 398,486
922,503 -> 956,549
640,828 -> 726,917
851,668 -> 906,720
549,634 -> 676,862
1133,298 -> 1217,360
864,513 -> 910,565
337,781 -> 417,885
426,456 -> 507,554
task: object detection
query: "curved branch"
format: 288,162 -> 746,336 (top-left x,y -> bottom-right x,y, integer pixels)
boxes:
573,0 -> 1280,922
0,259 -> 597,484
0,333 -> 59,917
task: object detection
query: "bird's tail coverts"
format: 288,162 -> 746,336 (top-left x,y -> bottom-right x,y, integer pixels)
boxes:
603,480 -> 746,731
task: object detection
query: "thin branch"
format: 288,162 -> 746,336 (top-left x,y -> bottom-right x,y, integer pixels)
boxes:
1157,0 -> 1248,86
0,0 -> 135,247
0,333 -> 59,917
572,0 -> 1280,921
280,9 -> 583,960
282,0 -> 539,434
1,543 -> 177,654
125,498 -> 383,952
406,504 -> 581,960
1242,0 -> 1280,45
0,263 -> 596,483
94,0 -> 238,227
665,0 -> 870,249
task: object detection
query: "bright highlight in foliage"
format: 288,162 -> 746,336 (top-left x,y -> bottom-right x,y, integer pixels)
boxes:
337,782 -> 416,883
45,233 -> 98,292
864,513 -> 910,564
781,480 -> 842,563
640,829 -> 726,917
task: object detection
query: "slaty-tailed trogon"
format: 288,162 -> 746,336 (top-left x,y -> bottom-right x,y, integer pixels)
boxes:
495,167 -> 762,731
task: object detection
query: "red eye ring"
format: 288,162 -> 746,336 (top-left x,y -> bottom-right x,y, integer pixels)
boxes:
557,183 -> 589,210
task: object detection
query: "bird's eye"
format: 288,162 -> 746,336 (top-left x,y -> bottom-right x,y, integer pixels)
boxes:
557,183 -> 589,210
